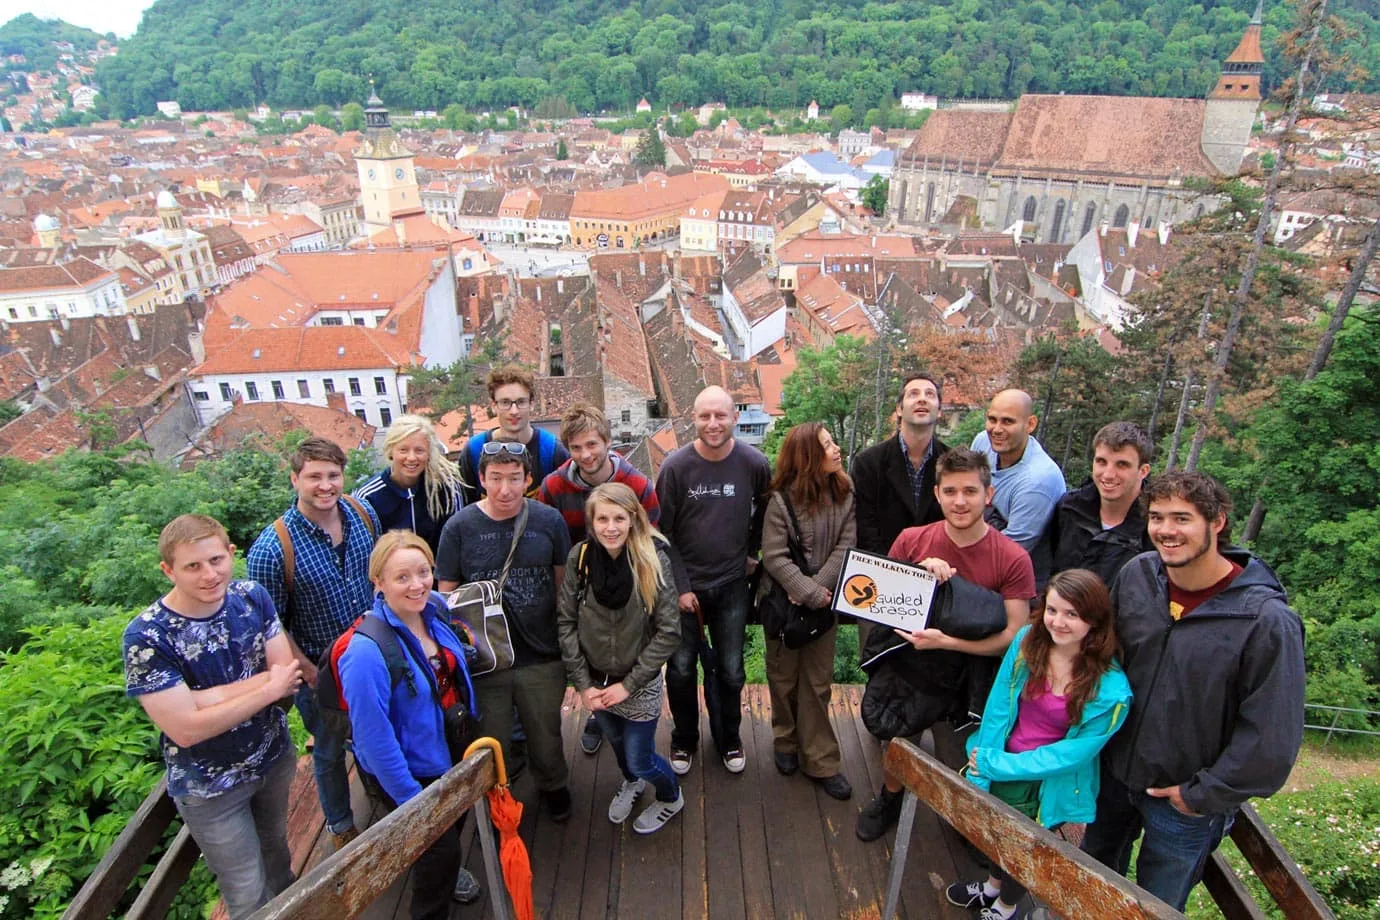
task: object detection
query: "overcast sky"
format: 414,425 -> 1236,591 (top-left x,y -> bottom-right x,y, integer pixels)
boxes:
6,0 -> 154,39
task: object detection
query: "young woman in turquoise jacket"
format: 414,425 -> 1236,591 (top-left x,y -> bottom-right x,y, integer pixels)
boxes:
946,568 -> 1133,920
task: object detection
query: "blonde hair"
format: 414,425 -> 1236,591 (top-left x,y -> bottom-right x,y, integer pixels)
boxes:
585,482 -> 667,610
368,529 -> 436,584
158,514 -> 231,565
384,414 -> 466,521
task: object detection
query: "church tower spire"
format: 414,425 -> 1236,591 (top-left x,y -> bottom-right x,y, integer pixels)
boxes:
1201,3 -> 1265,175
354,83 -> 423,234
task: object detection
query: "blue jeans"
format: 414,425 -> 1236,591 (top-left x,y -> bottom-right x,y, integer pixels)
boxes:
594,710 -> 680,802
295,683 -> 355,834
173,751 -> 296,920
1082,772 -> 1234,911
666,577 -> 749,755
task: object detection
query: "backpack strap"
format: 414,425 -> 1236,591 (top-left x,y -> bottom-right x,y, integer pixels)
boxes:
272,517 -> 295,617
353,614 -> 416,697
573,540 -> 591,610
341,493 -> 378,540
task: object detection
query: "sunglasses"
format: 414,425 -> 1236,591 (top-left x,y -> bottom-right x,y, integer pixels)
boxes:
480,441 -> 528,457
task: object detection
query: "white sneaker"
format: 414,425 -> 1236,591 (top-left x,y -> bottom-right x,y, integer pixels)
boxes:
608,778 -> 646,824
633,790 -> 685,835
722,749 -> 746,774
670,748 -> 693,775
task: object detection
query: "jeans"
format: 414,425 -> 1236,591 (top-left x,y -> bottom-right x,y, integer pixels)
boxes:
472,659 -> 570,792
667,577 -> 749,755
295,683 -> 355,834
593,710 -> 680,802
1081,772 -> 1234,911
173,751 -> 296,920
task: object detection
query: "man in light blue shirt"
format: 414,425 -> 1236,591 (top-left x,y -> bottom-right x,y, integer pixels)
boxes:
970,389 -> 1066,550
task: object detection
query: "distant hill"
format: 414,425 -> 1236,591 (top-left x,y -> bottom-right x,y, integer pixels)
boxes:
0,13 -> 109,72
92,0 -> 1380,119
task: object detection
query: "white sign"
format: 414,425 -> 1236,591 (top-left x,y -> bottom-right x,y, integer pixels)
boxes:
831,549 -> 937,631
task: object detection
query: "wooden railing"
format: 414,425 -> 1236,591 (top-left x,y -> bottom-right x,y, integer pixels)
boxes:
880,738 -> 1335,920
62,748 -> 505,920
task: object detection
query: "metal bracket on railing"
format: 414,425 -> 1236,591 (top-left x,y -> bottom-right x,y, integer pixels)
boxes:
881,790 -> 919,920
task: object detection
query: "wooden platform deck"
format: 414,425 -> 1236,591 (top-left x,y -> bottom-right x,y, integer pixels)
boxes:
280,685 -> 986,920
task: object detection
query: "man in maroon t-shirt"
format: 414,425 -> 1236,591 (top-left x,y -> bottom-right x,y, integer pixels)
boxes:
856,447 -> 1035,842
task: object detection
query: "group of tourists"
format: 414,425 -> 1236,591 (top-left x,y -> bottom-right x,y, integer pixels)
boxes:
123,363 -> 1305,920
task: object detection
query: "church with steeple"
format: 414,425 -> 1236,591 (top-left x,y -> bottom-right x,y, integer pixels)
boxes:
354,87 -> 424,236
888,2 -> 1266,242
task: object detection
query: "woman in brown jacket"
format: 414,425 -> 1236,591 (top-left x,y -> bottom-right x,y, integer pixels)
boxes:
760,422 -> 857,799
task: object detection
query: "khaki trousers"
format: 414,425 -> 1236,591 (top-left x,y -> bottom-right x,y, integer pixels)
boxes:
764,625 -> 841,777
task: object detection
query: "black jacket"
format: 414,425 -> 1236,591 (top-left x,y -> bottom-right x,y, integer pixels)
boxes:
1102,548 -> 1305,816
852,433 -> 949,555
1030,481 -> 1153,590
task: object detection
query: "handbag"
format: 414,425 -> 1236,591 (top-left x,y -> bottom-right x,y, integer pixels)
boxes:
444,502 -> 528,676
759,492 -> 835,650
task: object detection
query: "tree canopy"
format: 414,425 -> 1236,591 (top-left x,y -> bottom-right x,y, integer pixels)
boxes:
89,0 -> 1380,118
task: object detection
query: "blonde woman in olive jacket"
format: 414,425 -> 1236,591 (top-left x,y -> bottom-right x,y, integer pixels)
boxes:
760,423 -> 857,801
557,482 -> 683,834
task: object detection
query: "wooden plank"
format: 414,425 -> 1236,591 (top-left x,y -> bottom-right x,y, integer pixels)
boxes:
124,824 -> 201,920
1203,852 -> 1272,920
824,684 -> 894,920
614,700 -> 684,920
730,687 -> 774,920
698,684 -> 748,920
1228,804 -> 1335,920
677,693 -> 709,920
251,751 -> 498,920
883,739 -> 1186,920
62,777 -> 177,920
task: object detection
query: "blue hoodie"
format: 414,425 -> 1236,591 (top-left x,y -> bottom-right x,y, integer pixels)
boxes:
338,591 -> 478,805
965,625 -> 1132,828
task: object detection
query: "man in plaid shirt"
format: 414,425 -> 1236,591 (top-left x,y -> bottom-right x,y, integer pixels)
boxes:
247,437 -> 380,849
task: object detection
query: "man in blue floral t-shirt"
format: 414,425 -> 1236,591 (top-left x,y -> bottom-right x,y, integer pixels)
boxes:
124,515 -> 303,920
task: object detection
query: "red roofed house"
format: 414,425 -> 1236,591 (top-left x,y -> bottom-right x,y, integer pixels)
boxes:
188,250 -> 462,429
0,257 -> 126,323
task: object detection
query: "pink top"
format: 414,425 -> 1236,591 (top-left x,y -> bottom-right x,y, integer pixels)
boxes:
1006,683 -> 1072,753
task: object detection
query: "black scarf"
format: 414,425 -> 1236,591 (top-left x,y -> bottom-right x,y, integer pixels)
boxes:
587,539 -> 634,609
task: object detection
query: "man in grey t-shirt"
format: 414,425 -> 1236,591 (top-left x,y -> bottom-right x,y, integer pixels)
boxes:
655,386 -> 771,776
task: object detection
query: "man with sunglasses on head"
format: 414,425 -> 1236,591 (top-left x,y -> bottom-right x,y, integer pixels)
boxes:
459,365 -> 569,505
437,440 -> 574,823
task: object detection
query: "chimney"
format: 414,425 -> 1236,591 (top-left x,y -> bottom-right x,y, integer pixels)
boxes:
557,277 -> 564,294
127,314 -> 142,341
535,285 -> 542,303
1127,220 -> 1140,248
1157,221 -> 1172,246
615,270 -> 622,288
60,316 -> 71,331
394,220 -> 406,245
50,328 -> 62,347
326,391 -> 347,413
673,250 -> 682,281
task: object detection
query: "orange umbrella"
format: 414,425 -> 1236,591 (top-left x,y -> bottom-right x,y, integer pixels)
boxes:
464,737 -> 534,920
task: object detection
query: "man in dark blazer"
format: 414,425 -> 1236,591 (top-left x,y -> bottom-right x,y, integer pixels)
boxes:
852,371 -> 951,578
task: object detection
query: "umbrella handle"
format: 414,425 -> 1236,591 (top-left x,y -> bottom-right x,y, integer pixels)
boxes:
463,736 -> 510,787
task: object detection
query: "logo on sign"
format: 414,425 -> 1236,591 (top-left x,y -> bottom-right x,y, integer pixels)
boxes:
843,574 -> 878,609
597,233 -> 609,247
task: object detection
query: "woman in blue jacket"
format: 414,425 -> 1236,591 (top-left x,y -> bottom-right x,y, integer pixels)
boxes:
945,568 -> 1132,920
339,530 -> 481,919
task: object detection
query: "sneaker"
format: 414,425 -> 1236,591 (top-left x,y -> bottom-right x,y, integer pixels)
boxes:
811,773 -> 853,801
773,751 -> 799,776
722,749 -> 746,774
670,748 -> 693,776
946,880 -> 997,911
632,790 -> 685,835
452,868 -> 483,904
855,786 -> 904,841
329,826 -> 359,851
978,903 -> 1019,920
581,714 -> 603,755
542,786 -> 573,823
608,778 -> 646,824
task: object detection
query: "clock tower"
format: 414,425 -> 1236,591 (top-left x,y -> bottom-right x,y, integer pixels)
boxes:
355,86 -> 423,234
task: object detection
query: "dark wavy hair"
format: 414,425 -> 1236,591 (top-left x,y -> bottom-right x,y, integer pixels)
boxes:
769,422 -> 851,513
1021,568 -> 1119,723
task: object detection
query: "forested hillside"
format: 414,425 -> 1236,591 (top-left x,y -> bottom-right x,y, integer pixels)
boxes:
93,0 -> 1380,118
0,14 -> 108,72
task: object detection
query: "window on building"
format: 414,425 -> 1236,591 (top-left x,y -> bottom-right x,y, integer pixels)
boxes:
379,407 -> 392,427
621,409 -> 631,424
374,376 -> 387,395
245,381 -> 260,401
7,308 -> 15,320
193,390 -> 209,401
354,409 -> 368,422
297,379 -> 310,398
1022,197 -> 1038,223
354,318 -> 366,327
1050,200 -> 1066,242
348,377 -> 362,396
320,316 -> 344,326
1082,203 -> 1097,237
271,380 -> 285,399
219,382 -> 233,401
1113,204 -> 1130,229
324,378 -> 336,394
